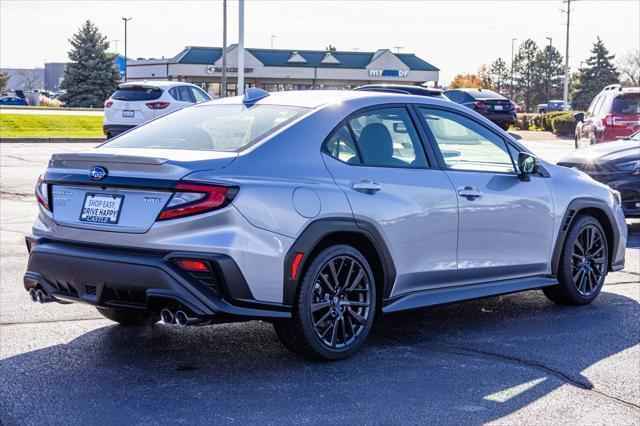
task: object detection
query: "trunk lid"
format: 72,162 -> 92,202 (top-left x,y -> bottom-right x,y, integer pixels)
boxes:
47,148 -> 237,233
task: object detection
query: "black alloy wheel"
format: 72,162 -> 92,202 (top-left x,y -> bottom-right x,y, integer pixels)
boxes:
310,255 -> 372,349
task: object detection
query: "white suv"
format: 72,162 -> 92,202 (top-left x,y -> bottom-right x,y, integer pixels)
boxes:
103,81 -> 211,138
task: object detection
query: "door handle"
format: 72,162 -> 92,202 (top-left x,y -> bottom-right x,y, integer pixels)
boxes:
457,186 -> 482,199
353,180 -> 382,193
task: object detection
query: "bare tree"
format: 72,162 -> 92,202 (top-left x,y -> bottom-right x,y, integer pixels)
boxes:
618,48 -> 640,87
15,69 -> 42,90
0,72 -> 8,92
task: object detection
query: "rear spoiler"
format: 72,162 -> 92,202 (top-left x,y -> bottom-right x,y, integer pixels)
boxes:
51,152 -> 168,165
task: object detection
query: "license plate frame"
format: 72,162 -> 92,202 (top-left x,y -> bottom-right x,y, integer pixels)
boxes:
122,110 -> 135,118
79,193 -> 124,224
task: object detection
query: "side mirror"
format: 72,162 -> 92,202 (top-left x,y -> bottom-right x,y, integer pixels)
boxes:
518,152 -> 540,181
574,112 -> 585,122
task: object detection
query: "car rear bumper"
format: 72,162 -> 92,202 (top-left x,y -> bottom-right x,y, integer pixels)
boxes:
103,124 -> 137,137
481,112 -> 516,124
23,236 -> 290,321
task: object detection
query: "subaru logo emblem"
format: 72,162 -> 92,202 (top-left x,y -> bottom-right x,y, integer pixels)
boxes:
89,166 -> 108,181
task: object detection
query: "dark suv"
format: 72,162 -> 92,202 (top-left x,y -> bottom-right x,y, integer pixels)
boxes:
444,88 -> 515,130
574,85 -> 640,148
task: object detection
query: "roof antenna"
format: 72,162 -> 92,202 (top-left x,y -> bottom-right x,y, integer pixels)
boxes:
243,87 -> 270,105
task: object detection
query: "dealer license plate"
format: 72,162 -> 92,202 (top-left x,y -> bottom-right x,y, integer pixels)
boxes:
79,193 -> 124,224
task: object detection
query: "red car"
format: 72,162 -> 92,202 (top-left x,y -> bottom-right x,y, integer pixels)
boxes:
575,85 -> 640,149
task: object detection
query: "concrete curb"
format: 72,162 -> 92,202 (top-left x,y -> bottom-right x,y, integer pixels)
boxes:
0,138 -> 105,144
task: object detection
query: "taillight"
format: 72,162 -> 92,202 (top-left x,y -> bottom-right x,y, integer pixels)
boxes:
35,175 -> 50,211
603,114 -> 635,128
177,259 -> 210,271
104,100 -> 113,108
474,101 -> 487,110
146,101 -> 170,109
157,183 -> 237,221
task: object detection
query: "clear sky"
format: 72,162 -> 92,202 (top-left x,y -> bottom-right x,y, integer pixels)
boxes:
1,0 -> 638,83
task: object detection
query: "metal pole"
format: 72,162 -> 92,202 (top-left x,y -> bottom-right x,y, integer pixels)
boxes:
122,18 -> 132,82
237,0 -> 245,96
562,0 -> 571,106
221,0 -> 227,98
510,38 -> 517,99
546,36 -> 552,105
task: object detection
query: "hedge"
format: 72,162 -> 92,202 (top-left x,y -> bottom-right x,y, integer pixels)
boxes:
512,111 -> 583,137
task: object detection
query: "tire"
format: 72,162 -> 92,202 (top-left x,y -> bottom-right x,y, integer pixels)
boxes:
273,244 -> 377,360
543,215 -> 609,305
574,136 -> 579,149
96,307 -> 159,326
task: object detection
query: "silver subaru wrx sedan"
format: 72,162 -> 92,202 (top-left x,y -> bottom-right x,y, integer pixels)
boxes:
25,88 -> 627,360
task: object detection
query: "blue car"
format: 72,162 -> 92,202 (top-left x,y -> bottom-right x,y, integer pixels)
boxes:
0,96 -> 29,106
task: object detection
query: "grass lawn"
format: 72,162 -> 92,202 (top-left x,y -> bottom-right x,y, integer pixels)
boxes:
0,113 -> 103,138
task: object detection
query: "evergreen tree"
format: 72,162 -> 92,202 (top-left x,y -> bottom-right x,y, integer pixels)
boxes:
533,45 -> 564,106
572,37 -> 619,110
489,58 -> 509,93
60,20 -> 120,107
513,39 -> 541,112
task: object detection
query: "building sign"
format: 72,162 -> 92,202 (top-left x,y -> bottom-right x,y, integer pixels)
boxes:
205,65 -> 254,74
368,69 -> 409,77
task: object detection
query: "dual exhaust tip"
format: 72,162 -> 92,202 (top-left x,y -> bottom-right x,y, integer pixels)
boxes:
160,308 -> 198,326
29,288 -> 50,304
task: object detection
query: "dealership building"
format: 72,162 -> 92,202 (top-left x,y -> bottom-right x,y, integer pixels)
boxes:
127,45 -> 440,97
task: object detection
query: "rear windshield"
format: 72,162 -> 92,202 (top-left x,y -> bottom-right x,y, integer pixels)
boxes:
111,86 -> 163,101
104,104 -> 310,151
612,93 -> 640,115
465,90 -> 505,100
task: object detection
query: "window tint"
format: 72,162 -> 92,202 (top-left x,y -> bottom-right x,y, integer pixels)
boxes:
178,86 -> 195,103
444,91 -> 459,102
419,108 -> 515,173
589,96 -> 604,116
323,126 -> 361,164
347,107 -> 428,168
191,87 -> 211,103
104,104 -> 309,151
111,86 -> 162,101
612,93 -> 640,115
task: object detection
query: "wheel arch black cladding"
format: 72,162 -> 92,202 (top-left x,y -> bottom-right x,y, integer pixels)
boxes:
551,198 -> 619,275
283,218 -> 396,306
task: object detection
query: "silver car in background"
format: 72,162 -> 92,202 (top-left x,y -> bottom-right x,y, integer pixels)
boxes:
25,88 -> 627,360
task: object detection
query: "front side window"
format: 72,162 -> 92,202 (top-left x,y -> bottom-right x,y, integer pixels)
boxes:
347,107 -> 428,168
419,108 -> 515,173
104,104 -> 310,151
191,87 -> 211,103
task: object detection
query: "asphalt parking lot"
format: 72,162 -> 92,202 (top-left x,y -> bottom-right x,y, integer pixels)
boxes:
1,139 -> 638,425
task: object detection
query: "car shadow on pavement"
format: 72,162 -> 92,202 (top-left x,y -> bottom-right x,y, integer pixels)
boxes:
1,289 -> 638,424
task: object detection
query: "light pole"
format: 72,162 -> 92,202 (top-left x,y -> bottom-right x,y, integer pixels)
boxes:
546,36 -> 552,105
271,35 -> 277,49
562,0 -> 572,107
221,0 -> 227,97
510,38 -> 517,99
238,0 -> 245,96
122,17 -> 132,82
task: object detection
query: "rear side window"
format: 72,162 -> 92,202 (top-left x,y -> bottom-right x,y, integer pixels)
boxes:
324,107 -> 428,168
111,86 -> 162,101
612,93 -> 640,115
323,126 -> 361,164
104,104 -> 310,151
